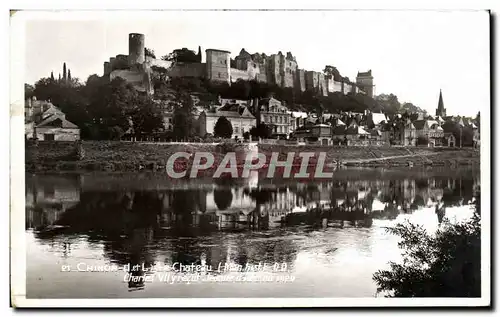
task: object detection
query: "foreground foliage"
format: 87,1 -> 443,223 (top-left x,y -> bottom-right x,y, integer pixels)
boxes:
373,210 -> 481,297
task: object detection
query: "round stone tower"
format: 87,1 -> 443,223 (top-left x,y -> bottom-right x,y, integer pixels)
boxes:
128,33 -> 145,67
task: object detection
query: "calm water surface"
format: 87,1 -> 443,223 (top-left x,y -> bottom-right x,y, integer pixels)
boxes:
25,167 -> 480,298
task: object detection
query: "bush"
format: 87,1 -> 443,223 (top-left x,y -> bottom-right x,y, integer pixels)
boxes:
373,211 -> 481,297
214,116 -> 233,139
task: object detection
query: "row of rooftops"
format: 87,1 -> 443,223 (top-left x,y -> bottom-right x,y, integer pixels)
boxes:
25,98 -> 79,129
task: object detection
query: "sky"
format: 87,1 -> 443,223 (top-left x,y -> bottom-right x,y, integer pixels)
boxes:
22,10 -> 490,116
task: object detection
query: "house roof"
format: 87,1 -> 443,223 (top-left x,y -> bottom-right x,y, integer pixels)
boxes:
332,125 -> 347,135
371,113 -> 387,125
313,123 -> 331,128
203,107 -> 255,119
346,126 -> 369,135
37,114 -> 79,129
412,120 -> 426,130
333,118 -> 346,126
290,111 -> 308,119
41,104 -> 65,120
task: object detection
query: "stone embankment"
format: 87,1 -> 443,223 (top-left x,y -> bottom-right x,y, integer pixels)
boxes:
25,141 -> 480,173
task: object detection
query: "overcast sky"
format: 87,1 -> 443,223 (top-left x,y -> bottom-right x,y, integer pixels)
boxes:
23,10 -> 489,116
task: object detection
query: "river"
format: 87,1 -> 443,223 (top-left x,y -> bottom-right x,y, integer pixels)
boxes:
25,167 -> 480,298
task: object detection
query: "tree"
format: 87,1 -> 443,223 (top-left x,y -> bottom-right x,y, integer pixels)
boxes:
63,62 -> 67,81
25,84 -> 34,99
87,77 -> 137,137
417,135 -> 429,146
373,211 -> 481,297
162,48 -> 199,63
145,47 -> 156,59
243,131 -> 250,141
129,95 -> 164,137
401,102 -> 426,115
214,189 -> 233,211
376,94 -> 401,115
213,116 -> 233,138
172,92 -> 196,140
250,123 -> 272,139
323,65 -> 342,81
442,121 -> 474,147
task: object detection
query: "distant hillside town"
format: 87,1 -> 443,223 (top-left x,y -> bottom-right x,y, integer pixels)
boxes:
24,33 -> 480,149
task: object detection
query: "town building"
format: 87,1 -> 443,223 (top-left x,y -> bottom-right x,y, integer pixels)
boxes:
25,97 -> 80,141
198,103 -> 256,139
293,123 -> 333,145
256,97 -> 292,138
289,111 -> 308,134
413,119 -> 444,147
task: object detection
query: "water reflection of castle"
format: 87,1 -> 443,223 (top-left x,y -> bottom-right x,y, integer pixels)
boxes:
26,172 -> 479,231
26,171 -> 479,291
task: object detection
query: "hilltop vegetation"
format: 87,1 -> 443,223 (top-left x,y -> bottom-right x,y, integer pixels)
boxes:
154,76 -> 427,116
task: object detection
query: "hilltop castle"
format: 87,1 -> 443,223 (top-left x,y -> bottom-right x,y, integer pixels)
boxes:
103,33 -> 375,98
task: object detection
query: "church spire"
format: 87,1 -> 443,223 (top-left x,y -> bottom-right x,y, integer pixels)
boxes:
436,89 -> 446,117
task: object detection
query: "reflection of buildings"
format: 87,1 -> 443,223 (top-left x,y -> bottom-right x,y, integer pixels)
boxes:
27,171 -> 479,292
25,175 -> 82,229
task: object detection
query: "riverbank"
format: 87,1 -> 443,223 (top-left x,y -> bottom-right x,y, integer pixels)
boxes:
25,141 -> 480,173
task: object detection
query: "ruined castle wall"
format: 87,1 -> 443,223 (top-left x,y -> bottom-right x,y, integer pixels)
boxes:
110,69 -> 153,94
246,61 -> 260,79
206,50 -> 231,83
114,55 -> 129,70
343,82 -> 355,94
168,63 -> 206,78
267,55 -> 282,87
145,57 -> 173,69
305,71 -> 319,91
230,68 -> 255,82
256,73 -> 268,83
295,70 -> 306,92
331,80 -> 343,93
282,58 -> 297,88
318,73 -> 328,96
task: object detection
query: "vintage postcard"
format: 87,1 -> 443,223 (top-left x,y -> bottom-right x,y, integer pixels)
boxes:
10,9 -> 491,308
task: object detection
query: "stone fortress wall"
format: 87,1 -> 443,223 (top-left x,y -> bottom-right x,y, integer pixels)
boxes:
104,33 -> 375,98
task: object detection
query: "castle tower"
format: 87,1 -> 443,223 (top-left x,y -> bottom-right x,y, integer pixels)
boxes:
128,33 -> 145,67
205,49 -> 231,84
103,61 -> 111,76
109,57 -> 117,72
435,89 -> 446,118
356,70 -> 374,98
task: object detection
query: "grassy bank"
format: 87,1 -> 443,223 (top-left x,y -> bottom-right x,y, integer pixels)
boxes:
25,141 -> 480,173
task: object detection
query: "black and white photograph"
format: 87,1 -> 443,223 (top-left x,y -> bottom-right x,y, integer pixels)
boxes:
9,8 -> 491,308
